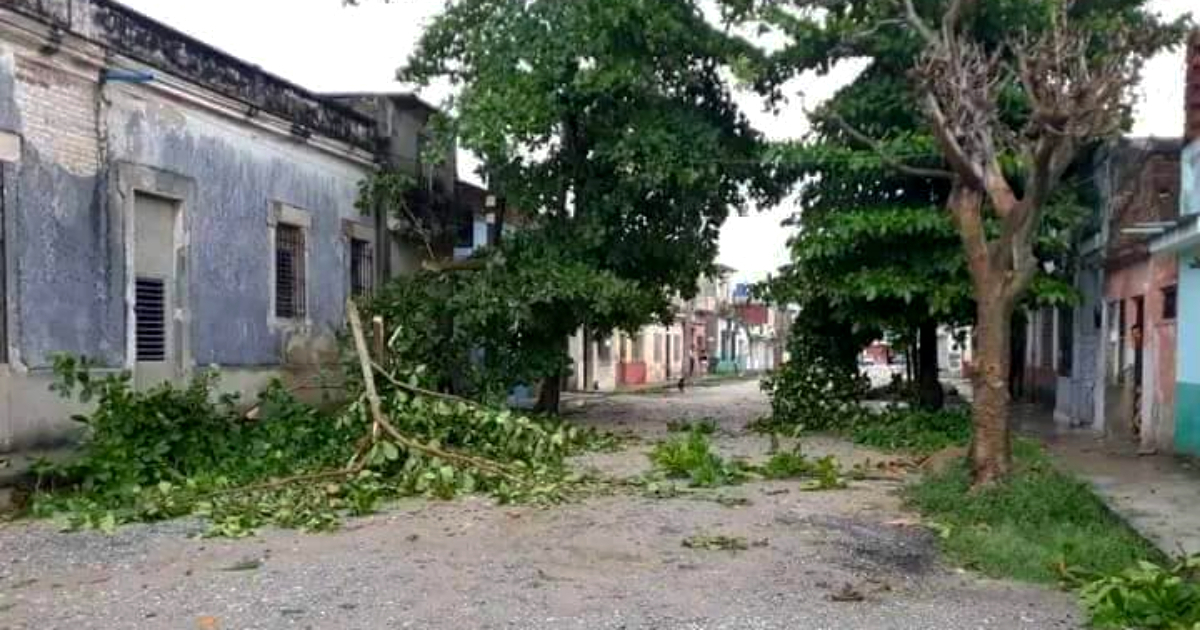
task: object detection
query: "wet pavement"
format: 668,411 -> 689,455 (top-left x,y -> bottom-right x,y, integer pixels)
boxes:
1031,411 -> 1200,556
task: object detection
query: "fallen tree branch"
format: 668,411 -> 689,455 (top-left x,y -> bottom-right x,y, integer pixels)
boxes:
346,299 -> 521,482
370,359 -> 481,408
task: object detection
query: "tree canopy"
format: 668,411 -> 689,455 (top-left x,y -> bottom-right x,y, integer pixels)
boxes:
736,0 -> 1188,481
373,0 -> 777,408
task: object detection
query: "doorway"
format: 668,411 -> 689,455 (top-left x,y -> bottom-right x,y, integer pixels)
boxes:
1131,295 -> 1145,439
133,192 -> 181,389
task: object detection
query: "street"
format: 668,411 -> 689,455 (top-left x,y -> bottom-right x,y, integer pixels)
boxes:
1,381 -> 1078,630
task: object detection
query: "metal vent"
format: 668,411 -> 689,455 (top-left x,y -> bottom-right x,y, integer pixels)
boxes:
135,278 -> 166,361
275,224 -> 306,319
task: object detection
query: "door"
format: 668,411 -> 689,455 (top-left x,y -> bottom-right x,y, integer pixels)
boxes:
133,193 -> 180,389
1132,296 -> 1145,438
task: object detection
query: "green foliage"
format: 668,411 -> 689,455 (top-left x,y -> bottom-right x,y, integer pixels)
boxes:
760,448 -> 845,490
649,430 -> 747,488
1076,556 -> 1200,629
403,0 -> 776,298
366,230 -> 669,400
906,441 -> 1159,583
33,355 -> 609,536
759,449 -> 811,479
849,408 -> 972,455
749,0 -> 1181,433
648,427 -> 850,492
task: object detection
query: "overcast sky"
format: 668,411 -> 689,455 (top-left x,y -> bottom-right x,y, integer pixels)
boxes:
119,0 -> 1192,283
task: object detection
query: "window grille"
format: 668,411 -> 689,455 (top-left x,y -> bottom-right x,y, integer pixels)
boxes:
350,238 -> 373,297
276,224 -> 306,319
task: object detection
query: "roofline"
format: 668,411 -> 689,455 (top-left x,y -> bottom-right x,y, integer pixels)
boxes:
1151,214 -> 1200,254
7,0 -> 377,149
322,91 -> 441,113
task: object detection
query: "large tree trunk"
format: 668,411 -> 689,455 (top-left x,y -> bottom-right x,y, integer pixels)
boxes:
969,296 -> 1015,484
535,376 -> 563,415
917,320 -> 944,411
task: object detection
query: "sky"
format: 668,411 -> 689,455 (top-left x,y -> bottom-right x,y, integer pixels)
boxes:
119,0 -> 1193,284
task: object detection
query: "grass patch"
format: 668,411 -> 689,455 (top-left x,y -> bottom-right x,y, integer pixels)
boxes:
906,440 -> 1160,583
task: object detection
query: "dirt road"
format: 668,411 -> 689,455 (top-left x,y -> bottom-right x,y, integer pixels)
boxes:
0,380 -> 1079,629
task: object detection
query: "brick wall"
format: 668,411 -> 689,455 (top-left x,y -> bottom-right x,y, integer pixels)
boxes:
1187,30 -> 1200,143
13,55 -> 98,177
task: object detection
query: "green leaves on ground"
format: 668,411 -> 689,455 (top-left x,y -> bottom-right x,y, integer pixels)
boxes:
32,355 -> 609,537
755,394 -> 972,457
847,408 -> 971,455
905,441 -> 1159,584
649,429 -> 748,488
648,427 -> 847,490
1075,556 -> 1200,629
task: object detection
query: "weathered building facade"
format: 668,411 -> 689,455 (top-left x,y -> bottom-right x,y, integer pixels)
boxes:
1036,139 -> 1181,452
1150,30 -> 1200,456
0,0 -> 461,452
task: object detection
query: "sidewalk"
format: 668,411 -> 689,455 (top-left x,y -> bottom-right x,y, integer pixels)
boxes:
1022,407 -> 1200,556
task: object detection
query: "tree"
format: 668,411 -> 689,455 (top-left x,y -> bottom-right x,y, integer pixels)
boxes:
741,0 -> 1186,483
392,0 -> 774,411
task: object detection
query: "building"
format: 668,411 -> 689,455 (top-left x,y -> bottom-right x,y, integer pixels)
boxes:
0,0 -> 476,452
1029,138 -> 1181,450
566,267 -> 790,392
1042,31 -> 1200,456
1149,30 -> 1200,456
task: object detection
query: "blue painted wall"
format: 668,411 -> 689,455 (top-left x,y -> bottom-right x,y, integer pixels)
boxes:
0,54 -> 124,369
112,96 -> 368,367
1182,142 -> 1200,217
1176,245 -> 1200,455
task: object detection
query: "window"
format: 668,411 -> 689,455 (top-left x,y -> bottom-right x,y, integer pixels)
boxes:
1164,285 -> 1178,320
275,223 -> 306,319
350,238 -> 373,297
632,334 -> 644,362
653,334 -> 663,362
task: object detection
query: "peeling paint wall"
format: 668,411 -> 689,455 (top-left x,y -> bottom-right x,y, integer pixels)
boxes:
0,3 -> 380,452
108,88 -> 368,367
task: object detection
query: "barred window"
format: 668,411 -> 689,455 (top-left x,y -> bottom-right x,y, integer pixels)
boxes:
275,224 -> 306,319
350,238 -> 373,297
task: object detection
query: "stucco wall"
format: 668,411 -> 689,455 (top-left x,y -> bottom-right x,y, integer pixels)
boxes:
107,85 -> 370,367
1184,142 -> 1200,217
1,47 -> 124,372
0,17 -> 375,451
